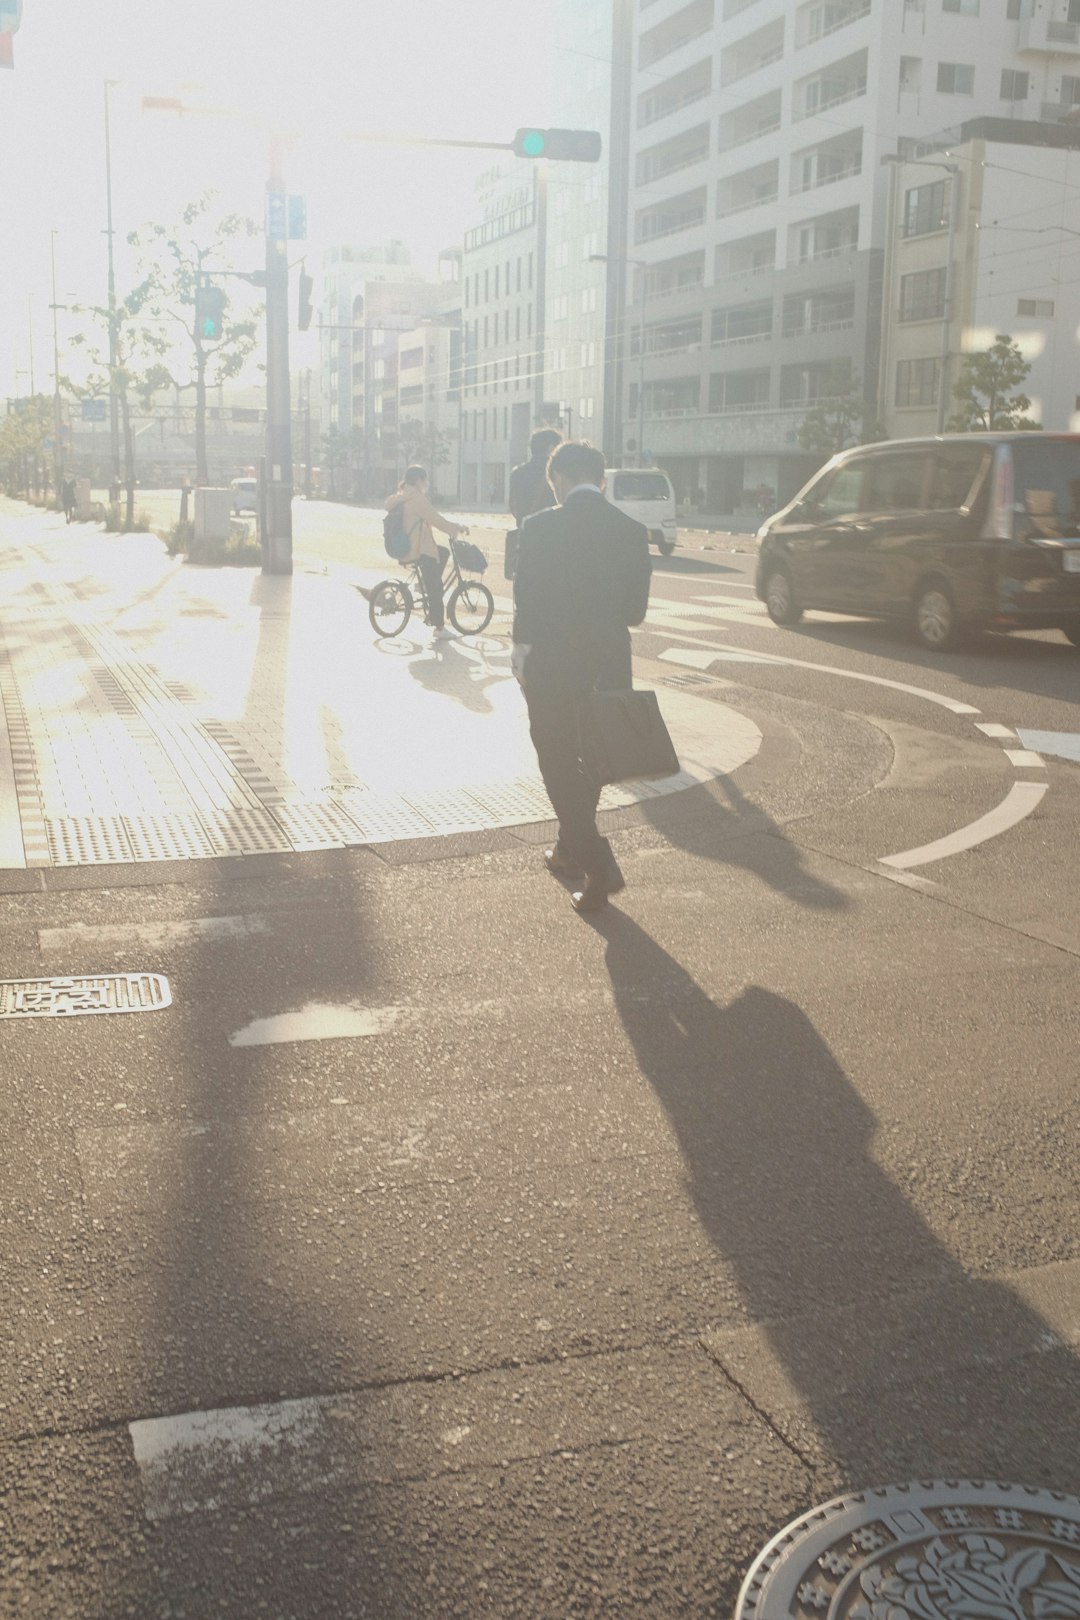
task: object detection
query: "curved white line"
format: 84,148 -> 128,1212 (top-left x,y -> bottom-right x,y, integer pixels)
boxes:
879,781 -> 1048,870
644,628 -> 981,715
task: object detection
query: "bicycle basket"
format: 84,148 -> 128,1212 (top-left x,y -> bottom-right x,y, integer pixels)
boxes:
452,538 -> 488,574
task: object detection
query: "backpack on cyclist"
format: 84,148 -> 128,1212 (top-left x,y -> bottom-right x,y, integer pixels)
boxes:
383,503 -> 413,560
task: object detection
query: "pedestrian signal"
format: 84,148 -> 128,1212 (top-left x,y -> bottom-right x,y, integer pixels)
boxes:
512,128 -> 602,162
195,285 -> 226,342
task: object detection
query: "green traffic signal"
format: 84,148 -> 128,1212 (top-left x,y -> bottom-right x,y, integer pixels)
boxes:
512,127 -> 601,162
195,285 -> 226,342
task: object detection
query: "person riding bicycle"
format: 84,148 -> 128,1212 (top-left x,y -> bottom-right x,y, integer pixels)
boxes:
384,466 -> 467,639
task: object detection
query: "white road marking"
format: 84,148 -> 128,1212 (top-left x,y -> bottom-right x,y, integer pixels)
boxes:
1004,749 -> 1046,769
1017,729 -> 1080,764
130,1397 -> 328,1522
645,628 -> 981,715
229,1001 -> 406,1047
39,915 -> 270,952
687,593 -> 765,609
879,781 -> 1048,870
976,722 -> 1015,739
658,649 -> 726,671
0,689 -> 26,870
873,867 -> 941,892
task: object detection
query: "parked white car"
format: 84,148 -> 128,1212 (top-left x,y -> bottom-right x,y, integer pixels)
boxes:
604,468 -> 678,555
230,477 -> 258,513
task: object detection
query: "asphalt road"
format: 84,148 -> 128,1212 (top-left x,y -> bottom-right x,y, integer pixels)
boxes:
4,494 -> 1080,1617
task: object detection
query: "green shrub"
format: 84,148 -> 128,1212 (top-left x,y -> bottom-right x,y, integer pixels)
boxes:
187,529 -> 262,567
166,518 -> 194,557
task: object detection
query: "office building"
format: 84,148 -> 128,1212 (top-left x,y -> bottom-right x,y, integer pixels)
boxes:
609,0 -> 1080,508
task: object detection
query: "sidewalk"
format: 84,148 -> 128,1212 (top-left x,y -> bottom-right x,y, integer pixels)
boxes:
0,499 -> 761,870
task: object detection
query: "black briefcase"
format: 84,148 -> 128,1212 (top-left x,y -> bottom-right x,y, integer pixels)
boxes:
579,689 -> 680,787
503,528 -> 520,580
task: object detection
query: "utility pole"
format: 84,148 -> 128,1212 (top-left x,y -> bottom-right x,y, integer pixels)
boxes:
104,80 -> 120,486
304,369 -> 312,500
50,231 -> 64,494
263,136 -> 293,574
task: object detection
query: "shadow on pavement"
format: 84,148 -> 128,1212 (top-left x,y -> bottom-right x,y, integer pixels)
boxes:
591,911 -> 1080,1489
405,637 -> 505,714
638,770 -> 849,912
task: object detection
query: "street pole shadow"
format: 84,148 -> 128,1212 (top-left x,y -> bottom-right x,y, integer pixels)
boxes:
589,909 -> 1080,1489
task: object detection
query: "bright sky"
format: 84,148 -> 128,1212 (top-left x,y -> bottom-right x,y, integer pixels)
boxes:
0,0 -> 555,395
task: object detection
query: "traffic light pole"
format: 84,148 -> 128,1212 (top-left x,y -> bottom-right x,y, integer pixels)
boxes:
263,136 -> 293,575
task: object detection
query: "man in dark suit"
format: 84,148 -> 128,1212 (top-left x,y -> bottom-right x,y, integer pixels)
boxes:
512,441 -> 651,912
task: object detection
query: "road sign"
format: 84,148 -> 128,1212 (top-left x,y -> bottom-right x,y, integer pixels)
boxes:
81,398 -> 107,422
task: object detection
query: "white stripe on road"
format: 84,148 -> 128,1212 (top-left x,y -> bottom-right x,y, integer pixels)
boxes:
658,649 -> 729,671
229,1001 -> 406,1047
130,1398 -> 328,1522
975,722 -> 1015,739
879,780 -> 1048,870
1004,749 -> 1046,769
642,628 -> 981,715
39,915 -> 270,952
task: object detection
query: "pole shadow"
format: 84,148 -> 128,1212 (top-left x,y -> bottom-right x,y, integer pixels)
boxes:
590,909 -> 1080,1489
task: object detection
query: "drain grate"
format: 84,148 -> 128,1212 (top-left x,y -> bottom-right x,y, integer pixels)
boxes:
0,973 -> 172,1018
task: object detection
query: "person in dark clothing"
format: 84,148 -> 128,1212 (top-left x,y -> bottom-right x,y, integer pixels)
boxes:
61,476 -> 77,523
508,427 -> 562,528
512,440 -> 651,913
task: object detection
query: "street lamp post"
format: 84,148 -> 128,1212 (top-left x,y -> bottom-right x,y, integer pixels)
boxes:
49,231 -> 63,496
882,153 -> 961,435
104,79 -> 121,486
592,252 -> 648,465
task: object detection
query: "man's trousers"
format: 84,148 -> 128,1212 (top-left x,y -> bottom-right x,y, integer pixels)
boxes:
524,668 -> 613,879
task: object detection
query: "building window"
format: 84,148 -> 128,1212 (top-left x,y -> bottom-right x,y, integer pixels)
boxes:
903,179 -> 948,237
1001,68 -> 1028,99
1062,75 -> 1080,105
1006,0 -> 1020,14
1018,297 -> 1054,316
899,267 -> 947,321
937,61 -> 974,93
895,356 -> 941,407
942,0 -> 978,12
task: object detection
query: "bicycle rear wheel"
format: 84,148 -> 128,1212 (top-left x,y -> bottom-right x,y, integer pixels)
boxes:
447,580 -> 494,635
368,579 -> 413,637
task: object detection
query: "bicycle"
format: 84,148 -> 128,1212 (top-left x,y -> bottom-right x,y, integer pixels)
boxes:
368,534 -> 495,638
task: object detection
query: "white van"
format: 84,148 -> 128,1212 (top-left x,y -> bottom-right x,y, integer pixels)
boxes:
604,468 -> 678,555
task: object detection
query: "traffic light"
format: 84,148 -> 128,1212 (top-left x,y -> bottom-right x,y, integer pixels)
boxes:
195,284 -> 226,342
512,128 -> 602,162
298,269 -> 314,332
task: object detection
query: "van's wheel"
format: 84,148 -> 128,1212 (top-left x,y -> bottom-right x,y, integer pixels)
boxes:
914,579 -> 961,651
656,540 -> 676,556
764,567 -> 802,625
1061,625 -> 1080,647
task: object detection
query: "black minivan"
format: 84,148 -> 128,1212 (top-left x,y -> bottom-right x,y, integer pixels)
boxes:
755,434 -> 1080,650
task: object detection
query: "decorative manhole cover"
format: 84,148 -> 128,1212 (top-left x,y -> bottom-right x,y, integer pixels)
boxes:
736,1480 -> 1080,1619
0,974 -> 171,1019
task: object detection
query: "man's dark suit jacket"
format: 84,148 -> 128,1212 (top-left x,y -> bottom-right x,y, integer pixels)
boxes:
511,486 -> 651,690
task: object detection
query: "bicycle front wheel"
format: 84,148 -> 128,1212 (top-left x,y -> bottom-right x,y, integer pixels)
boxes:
368,579 -> 413,637
447,580 -> 494,635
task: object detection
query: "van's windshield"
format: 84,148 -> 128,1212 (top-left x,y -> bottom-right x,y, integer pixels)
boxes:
1012,441 -> 1080,539
611,473 -> 670,502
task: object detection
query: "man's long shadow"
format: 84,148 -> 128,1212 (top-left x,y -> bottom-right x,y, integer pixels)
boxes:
593,910 -> 1080,1488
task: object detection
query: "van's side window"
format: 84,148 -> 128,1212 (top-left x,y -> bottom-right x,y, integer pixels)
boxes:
813,463 -> 867,519
928,446 -> 990,511
865,452 -> 930,512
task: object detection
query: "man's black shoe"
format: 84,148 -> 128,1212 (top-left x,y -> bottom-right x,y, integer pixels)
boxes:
544,847 -> 584,879
571,864 -> 626,913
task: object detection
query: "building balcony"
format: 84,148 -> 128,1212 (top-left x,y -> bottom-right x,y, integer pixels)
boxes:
793,79 -> 866,121
1020,12 -> 1080,53
794,0 -> 871,49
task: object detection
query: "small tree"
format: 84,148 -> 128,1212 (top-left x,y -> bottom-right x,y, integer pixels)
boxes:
946,333 -> 1040,431
797,365 -> 879,456
129,193 -> 261,483
66,279 -> 172,529
399,418 -> 452,483
0,396 -> 52,497
321,426 -> 349,498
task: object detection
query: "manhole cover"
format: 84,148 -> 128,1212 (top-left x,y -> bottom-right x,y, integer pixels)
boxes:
0,974 -> 172,1018
736,1479 -> 1080,1619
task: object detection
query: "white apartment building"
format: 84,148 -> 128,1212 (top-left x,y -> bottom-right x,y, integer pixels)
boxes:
460,164 -> 546,505
613,0 -> 1080,509
395,273 -> 464,500
318,243 -> 444,494
881,117 -> 1080,438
